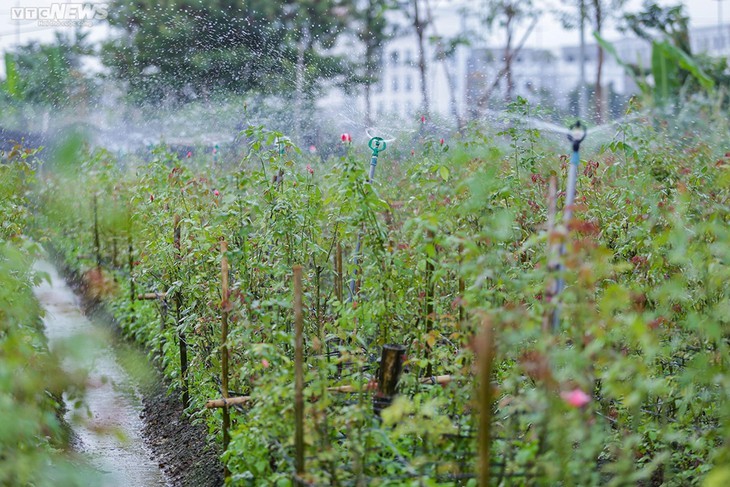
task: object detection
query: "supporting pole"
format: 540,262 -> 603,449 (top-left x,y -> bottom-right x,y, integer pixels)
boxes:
477,318 -> 495,487
127,213 -> 135,324
543,177 -> 559,334
174,214 -> 189,408
424,230 -> 435,378
221,240 -> 230,478
458,243 -> 465,324
93,194 -> 101,268
552,122 -> 586,332
293,265 -> 305,481
335,242 -> 343,303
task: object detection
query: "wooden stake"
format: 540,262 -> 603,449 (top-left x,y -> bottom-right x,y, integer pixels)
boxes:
543,177 -> 560,333
127,218 -> 135,323
458,242 -> 465,324
137,292 -> 168,300
205,396 -> 251,409
93,194 -> 101,268
328,374 -> 451,393
293,265 -> 305,481
425,230 -> 436,378
173,214 -> 189,408
335,242 -> 343,303
477,318 -> 495,487
220,240 -> 231,466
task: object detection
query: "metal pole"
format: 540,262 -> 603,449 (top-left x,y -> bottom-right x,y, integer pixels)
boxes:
552,121 -> 586,332
579,0 -> 587,119
293,265 -> 305,481
349,137 -> 387,300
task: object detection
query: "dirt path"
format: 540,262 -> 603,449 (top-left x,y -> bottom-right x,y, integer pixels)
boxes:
34,260 -> 170,487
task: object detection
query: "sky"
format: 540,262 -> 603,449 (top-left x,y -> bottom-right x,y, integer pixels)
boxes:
0,0 -> 724,76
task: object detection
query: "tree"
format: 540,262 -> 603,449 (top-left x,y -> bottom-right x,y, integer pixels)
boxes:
597,3 -> 718,110
623,2 -> 691,55
392,0 -> 431,118
350,0 -> 393,127
2,30 -> 95,130
474,0 -> 539,111
557,0 -> 628,123
424,0 -> 470,128
102,0 -> 352,105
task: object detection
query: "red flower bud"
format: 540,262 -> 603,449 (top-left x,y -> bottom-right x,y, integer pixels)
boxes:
214,189 -> 220,197
340,133 -> 352,143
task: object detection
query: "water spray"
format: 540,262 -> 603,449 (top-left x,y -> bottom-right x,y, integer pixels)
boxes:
551,120 -> 587,332
349,136 -> 387,300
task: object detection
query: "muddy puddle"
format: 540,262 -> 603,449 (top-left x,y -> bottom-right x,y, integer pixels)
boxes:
33,260 -> 169,487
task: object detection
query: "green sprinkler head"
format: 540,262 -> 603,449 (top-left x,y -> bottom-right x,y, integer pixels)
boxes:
368,136 -> 387,157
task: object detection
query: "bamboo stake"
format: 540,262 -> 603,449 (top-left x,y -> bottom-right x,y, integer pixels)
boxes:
112,236 -> 118,268
328,374 -> 452,393
543,177 -> 560,333
173,214 -> 189,408
425,230 -> 436,378
335,242 -> 343,303
477,318 -> 495,487
458,243 -> 465,324
205,396 -> 251,409
137,292 -> 168,300
220,240 -> 231,465
93,194 -> 101,268
293,265 -> 305,481
127,217 -> 135,324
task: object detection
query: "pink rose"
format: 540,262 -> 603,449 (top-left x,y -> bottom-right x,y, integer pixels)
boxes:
561,388 -> 591,408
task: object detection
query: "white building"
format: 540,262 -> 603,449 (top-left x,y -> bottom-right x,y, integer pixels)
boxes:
320,8 -> 730,127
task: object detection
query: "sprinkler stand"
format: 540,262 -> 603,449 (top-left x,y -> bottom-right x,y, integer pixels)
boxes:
552,121 -> 587,332
349,137 -> 387,300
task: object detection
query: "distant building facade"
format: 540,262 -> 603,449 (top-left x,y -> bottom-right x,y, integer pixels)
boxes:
319,6 -> 729,126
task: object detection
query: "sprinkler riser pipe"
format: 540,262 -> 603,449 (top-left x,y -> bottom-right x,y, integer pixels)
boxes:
349,138 -> 386,300
564,149 -> 580,225
553,120 -> 585,333
369,154 -> 378,181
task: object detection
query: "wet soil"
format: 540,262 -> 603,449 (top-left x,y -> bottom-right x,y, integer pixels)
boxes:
35,258 -> 224,486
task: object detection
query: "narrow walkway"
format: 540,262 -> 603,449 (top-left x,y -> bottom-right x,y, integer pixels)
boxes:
33,260 -> 169,487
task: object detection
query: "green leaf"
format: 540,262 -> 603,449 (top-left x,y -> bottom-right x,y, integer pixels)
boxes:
656,40 -> 715,91
4,53 -> 21,100
652,40 -> 680,106
439,165 -> 450,182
